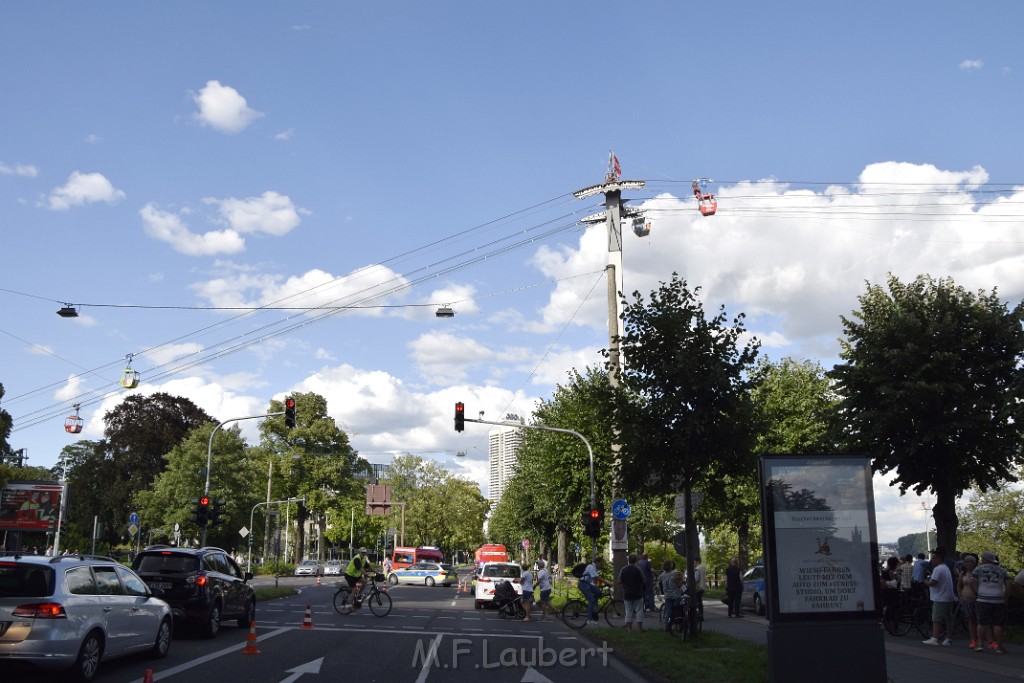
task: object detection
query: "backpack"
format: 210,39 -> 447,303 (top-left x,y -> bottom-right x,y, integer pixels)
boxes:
571,562 -> 587,579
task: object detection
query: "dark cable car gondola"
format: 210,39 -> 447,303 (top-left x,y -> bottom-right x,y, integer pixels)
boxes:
120,353 -> 140,389
632,216 -> 651,237
65,403 -> 84,434
692,178 -> 717,216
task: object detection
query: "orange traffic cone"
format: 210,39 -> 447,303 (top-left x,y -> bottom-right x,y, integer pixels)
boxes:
243,620 -> 260,654
316,575 -> 321,586
302,604 -> 313,629
143,669 -> 154,683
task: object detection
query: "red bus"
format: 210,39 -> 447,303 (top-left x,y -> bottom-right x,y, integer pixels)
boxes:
473,544 -> 508,569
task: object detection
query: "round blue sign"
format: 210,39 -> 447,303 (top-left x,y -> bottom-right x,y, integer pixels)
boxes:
129,511 -> 139,525
611,499 -> 631,520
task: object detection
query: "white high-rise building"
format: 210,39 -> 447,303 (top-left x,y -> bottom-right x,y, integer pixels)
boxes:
488,423 -> 523,504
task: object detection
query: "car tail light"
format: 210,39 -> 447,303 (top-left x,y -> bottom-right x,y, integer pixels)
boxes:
478,577 -> 491,583
195,574 -> 208,587
12,602 -> 67,619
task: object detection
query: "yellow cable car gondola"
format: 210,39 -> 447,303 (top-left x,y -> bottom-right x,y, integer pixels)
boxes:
64,403 -> 83,434
120,353 -> 140,389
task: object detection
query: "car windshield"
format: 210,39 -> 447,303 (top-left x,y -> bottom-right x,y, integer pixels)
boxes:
135,554 -> 199,574
484,564 -> 520,579
0,563 -> 54,597
301,560 -> 317,566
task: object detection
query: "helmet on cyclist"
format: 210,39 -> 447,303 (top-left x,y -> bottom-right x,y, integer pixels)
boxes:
358,548 -> 368,554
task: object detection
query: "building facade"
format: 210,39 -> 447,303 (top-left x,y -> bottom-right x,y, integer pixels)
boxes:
488,423 -> 523,505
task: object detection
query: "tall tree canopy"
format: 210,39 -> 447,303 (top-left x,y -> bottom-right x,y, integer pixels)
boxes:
611,273 -> 760,497
831,274 -> 1024,553
0,382 -> 12,460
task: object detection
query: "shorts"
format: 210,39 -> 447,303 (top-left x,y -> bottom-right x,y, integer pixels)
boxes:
344,575 -> 360,589
975,601 -> 1007,627
522,592 -> 534,604
960,600 -> 977,619
539,589 -> 552,604
624,598 -> 644,624
931,600 -> 956,624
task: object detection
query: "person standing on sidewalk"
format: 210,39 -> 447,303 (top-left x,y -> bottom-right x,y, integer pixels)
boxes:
725,556 -> 744,618
970,550 -> 1012,653
922,546 -> 956,646
520,562 -> 535,622
535,560 -> 552,619
638,553 -> 656,612
618,553 -> 647,632
957,554 -> 979,649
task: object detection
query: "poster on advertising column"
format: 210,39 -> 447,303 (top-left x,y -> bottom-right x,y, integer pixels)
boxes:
759,455 -> 881,620
0,480 -> 65,532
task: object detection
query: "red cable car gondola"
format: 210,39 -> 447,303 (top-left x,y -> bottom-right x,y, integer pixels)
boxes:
65,403 -> 83,434
692,179 -> 717,217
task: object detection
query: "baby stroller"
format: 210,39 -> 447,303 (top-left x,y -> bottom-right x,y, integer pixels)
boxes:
493,580 -> 525,619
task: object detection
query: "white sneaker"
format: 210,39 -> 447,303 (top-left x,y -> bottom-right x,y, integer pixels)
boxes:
941,639 -> 952,646
922,637 -> 940,646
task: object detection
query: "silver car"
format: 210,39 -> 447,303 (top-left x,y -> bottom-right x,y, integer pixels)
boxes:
0,552 -> 173,681
294,559 -> 321,576
322,560 -> 343,576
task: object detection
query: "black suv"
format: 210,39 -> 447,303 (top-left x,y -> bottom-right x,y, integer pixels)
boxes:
131,546 -> 255,638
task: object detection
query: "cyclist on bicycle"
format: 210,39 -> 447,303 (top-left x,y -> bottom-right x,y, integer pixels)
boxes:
578,556 -> 604,625
344,548 -> 376,607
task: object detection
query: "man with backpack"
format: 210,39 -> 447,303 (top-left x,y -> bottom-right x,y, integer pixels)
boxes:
575,556 -> 604,626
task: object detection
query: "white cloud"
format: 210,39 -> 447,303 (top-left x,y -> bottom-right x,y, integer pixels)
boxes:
191,80 -> 264,134
140,203 -> 245,256
203,191 -> 302,236
0,161 -> 38,177
274,128 -> 294,141
146,342 -> 204,366
410,331 -> 494,385
54,374 -> 85,402
84,134 -> 101,144
46,171 -> 125,210
959,59 -> 983,71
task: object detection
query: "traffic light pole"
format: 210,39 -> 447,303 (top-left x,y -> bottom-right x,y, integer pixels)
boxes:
203,411 -> 284,546
461,416 -> 597,557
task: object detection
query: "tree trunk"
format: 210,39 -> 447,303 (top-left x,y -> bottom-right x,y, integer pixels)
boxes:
932,487 -> 959,555
737,518 -> 750,569
557,529 -> 567,579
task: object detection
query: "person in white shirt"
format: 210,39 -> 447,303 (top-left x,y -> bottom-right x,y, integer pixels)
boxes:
535,560 -> 552,619
578,556 -> 604,624
922,547 -> 956,646
520,563 -> 535,622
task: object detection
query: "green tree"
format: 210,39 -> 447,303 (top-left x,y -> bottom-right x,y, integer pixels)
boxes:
0,382 -> 12,460
831,274 -> 1024,554
610,274 -> 758,633
259,392 -> 362,563
956,473 -> 1024,570
134,423 -> 261,551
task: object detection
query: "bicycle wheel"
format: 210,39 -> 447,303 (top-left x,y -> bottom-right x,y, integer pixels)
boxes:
883,605 -> 912,636
914,604 -> 933,638
514,601 -> 526,620
561,599 -> 589,629
333,589 -> 351,615
603,599 -> 625,628
669,613 -> 689,640
367,590 -> 392,617
695,605 -> 704,634
952,607 -> 969,638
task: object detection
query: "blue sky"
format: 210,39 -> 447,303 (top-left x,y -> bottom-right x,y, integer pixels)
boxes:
2,2 -> 1022,542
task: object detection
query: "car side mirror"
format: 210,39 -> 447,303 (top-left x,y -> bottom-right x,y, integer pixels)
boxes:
244,572 -> 254,581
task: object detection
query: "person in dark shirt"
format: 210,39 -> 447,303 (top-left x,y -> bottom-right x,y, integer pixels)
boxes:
725,556 -> 744,617
618,553 -> 647,632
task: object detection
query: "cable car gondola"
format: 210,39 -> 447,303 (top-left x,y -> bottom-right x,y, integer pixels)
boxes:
120,353 -> 140,389
632,216 -> 651,237
692,179 -> 717,217
64,403 -> 83,434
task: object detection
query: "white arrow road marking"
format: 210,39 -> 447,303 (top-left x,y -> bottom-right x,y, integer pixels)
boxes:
521,666 -> 555,683
278,657 -> 324,683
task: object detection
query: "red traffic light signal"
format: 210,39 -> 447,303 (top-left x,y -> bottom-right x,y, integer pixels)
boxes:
199,495 -> 210,506
589,508 -> 601,519
454,402 -> 465,432
284,397 -> 296,429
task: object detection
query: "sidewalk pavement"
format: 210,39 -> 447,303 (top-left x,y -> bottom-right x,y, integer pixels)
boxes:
702,602 -> 1021,683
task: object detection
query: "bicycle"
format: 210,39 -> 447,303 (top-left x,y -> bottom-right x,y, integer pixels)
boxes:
910,595 -> 969,640
333,573 -> 392,617
660,593 -> 703,639
561,585 -> 624,629
882,590 -> 927,637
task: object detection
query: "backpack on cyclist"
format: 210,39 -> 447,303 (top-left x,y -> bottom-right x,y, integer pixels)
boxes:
571,562 -> 587,579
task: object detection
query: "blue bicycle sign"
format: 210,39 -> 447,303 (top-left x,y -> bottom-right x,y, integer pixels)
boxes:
611,499 -> 631,520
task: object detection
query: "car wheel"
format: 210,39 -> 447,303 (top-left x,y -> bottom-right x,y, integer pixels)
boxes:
201,601 -> 222,638
425,576 -> 435,587
71,629 -> 103,682
387,574 -> 398,586
237,597 -> 256,628
148,618 -> 172,659
753,593 -> 764,616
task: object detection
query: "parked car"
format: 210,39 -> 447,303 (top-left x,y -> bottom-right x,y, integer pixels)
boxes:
131,546 -> 255,638
0,551 -> 172,681
741,564 -> 768,615
294,559 -> 322,577
322,560 -> 344,576
474,561 -> 522,608
387,561 -> 457,587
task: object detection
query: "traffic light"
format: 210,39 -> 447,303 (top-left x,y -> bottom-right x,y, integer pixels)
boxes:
284,397 -> 296,429
454,402 -> 465,432
582,506 -> 604,538
209,498 -> 225,527
193,496 -> 210,527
